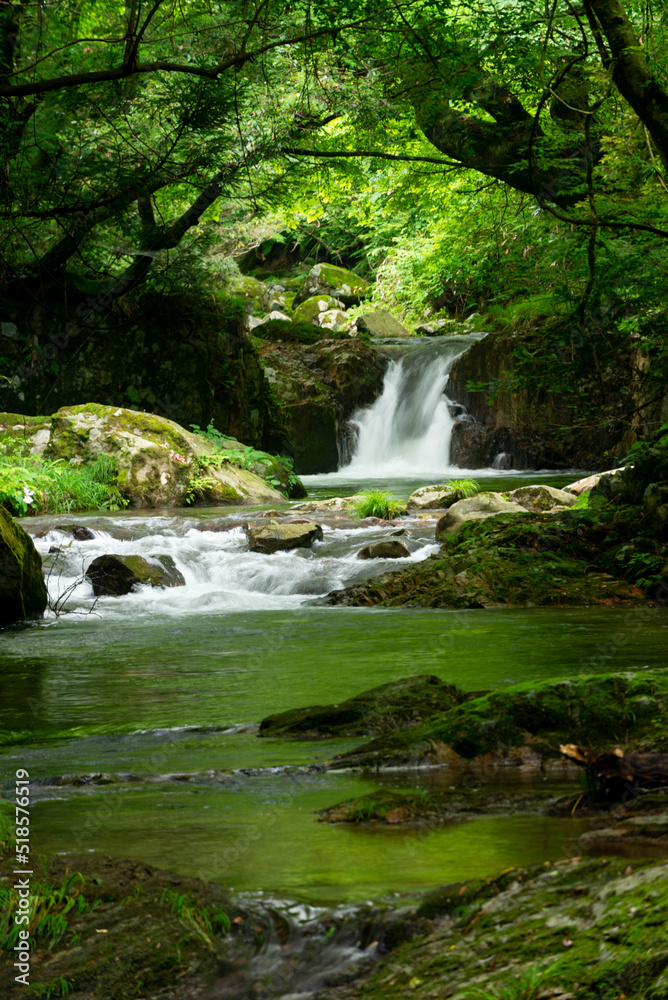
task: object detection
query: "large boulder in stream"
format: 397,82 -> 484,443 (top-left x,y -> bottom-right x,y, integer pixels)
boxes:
259,674 -> 465,738
407,485 -> 461,510
247,519 -> 323,554
86,554 -> 185,596
435,492 -> 528,538
6,404 -> 286,508
0,506 -> 48,624
356,310 -> 411,338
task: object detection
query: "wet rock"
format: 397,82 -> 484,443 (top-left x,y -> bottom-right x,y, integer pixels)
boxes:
563,471 -> 612,495
197,520 -> 249,533
414,318 -> 456,336
293,263 -> 370,308
435,492 -> 528,538
56,524 -> 96,540
357,310 -> 411,338
507,485 -> 578,512
357,540 -> 410,560
407,485 -> 459,510
255,338 -> 387,473
0,506 -> 48,624
259,674 -> 464,738
86,553 -> 186,596
246,519 -> 323,554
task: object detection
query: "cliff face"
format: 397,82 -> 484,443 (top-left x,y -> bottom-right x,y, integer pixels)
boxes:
447,332 -> 668,470
255,337 -> 388,473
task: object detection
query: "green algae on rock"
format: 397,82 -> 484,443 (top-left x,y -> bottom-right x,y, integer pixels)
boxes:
329,671 -> 668,771
0,506 -> 48,624
259,674 -> 465,739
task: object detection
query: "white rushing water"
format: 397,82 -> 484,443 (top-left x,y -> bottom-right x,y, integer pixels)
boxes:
31,513 -> 440,620
335,334 -> 488,480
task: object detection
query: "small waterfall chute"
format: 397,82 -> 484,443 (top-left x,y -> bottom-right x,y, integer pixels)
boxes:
339,334 -> 486,479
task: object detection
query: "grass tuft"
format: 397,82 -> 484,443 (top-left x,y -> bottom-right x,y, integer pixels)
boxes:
353,489 -> 406,519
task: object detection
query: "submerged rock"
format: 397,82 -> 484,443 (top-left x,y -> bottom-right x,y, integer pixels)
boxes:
246,519 -> 323,554
55,523 -> 96,540
357,540 -> 410,560
86,553 -> 186,596
0,506 -> 48,624
435,492 -> 527,537
508,484 -> 578,511
258,674 -> 465,738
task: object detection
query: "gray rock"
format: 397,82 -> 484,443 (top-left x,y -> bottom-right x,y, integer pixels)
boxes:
508,485 -> 578,512
356,310 -> 411,338
436,493 -> 528,538
357,540 -> 411,560
407,485 -> 458,510
247,519 -> 323,554
643,480 -> 668,513
86,554 -> 186,596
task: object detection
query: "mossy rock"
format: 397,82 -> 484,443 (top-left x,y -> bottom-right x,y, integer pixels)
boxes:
330,670 -> 668,769
252,319 -> 349,345
292,294 -> 343,325
324,505 -> 660,608
0,506 -> 48,624
223,274 -> 270,315
293,263 -> 370,308
258,674 -> 465,738
40,404 -> 284,508
86,553 -> 186,596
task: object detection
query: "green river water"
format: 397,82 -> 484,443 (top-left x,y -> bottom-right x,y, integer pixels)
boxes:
2,469 -> 667,906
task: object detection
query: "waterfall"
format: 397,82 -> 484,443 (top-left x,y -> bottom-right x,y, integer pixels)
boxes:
340,334 -> 486,479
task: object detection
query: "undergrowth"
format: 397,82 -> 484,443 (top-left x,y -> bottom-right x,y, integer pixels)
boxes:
160,888 -> 230,949
190,423 -> 300,497
0,454 -> 128,516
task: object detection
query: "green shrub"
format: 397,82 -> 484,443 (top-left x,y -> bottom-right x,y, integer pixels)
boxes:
353,489 -> 406,519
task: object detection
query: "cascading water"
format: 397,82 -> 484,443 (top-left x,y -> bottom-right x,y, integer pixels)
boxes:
339,334 -> 487,479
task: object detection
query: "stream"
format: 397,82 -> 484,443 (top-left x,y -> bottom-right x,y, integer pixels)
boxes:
2,338 -> 667,994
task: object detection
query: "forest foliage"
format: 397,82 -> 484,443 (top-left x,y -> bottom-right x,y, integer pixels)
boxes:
1,0 -> 668,410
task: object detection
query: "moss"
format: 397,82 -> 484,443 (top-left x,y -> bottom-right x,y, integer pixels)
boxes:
0,506 -> 48,624
259,674 -> 465,738
331,670 -> 668,770
254,319 -> 349,344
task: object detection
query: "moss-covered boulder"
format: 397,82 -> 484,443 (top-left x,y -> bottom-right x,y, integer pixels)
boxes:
508,484 -> 578,511
435,492 -> 528,537
86,554 -> 186,596
330,670 -> 668,770
407,485 -> 460,510
292,294 -> 343,325
224,274 -> 270,314
320,857 -> 668,1000
325,504 -> 661,610
26,404 -> 285,507
258,674 -> 465,739
293,263 -> 370,308
0,506 -> 48,624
